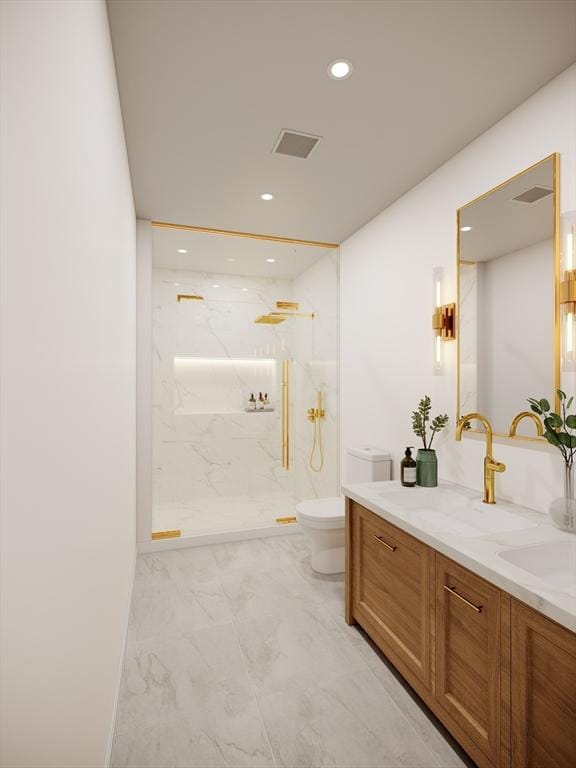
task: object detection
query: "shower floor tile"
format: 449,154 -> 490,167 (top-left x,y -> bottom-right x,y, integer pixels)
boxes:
153,493 -> 297,536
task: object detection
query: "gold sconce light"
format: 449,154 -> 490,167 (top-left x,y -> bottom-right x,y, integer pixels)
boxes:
560,211 -> 576,372
432,267 -> 456,374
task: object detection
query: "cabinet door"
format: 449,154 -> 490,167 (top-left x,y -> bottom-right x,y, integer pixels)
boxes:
511,599 -> 576,768
351,502 -> 432,690
435,554 -> 502,766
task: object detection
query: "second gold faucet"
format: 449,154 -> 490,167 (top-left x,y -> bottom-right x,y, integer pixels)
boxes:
455,413 -> 506,504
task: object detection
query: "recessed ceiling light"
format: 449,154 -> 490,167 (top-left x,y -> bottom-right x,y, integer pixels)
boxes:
460,226 -> 473,232
172,282 -> 181,286
328,59 -> 353,80
212,284 -> 220,289
266,258 -> 276,263
177,248 -> 188,254
260,193 -> 274,201
241,287 -> 248,292
227,257 -> 236,262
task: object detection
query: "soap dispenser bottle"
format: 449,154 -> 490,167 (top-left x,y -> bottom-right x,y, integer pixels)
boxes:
401,447 -> 417,487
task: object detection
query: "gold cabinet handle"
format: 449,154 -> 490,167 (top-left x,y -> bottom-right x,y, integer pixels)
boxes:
372,535 -> 397,552
444,585 -> 482,613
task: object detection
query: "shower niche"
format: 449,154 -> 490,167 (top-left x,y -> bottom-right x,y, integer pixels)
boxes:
151,224 -> 340,539
174,357 -> 277,415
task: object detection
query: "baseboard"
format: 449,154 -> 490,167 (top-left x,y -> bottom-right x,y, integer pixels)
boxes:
105,544 -> 137,767
138,521 -> 301,553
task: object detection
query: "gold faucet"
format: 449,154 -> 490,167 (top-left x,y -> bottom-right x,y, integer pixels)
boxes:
455,413 -> 506,504
507,411 -> 544,438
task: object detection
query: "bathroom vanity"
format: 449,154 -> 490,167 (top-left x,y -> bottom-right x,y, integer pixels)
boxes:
344,481 -> 576,768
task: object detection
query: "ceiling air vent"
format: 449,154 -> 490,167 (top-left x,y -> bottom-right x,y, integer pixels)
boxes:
272,129 -> 321,159
510,186 -> 554,204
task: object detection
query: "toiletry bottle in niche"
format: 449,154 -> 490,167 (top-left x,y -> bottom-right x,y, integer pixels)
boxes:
401,447 -> 417,487
248,393 -> 256,411
257,392 -> 264,410
264,393 -> 269,409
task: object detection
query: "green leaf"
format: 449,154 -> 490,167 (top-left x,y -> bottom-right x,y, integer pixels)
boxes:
557,389 -> 566,401
566,415 -> 576,430
544,414 -> 563,430
558,433 -> 576,448
539,399 -> 551,412
567,397 -> 574,410
530,404 -> 543,415
544,430 -> 561,447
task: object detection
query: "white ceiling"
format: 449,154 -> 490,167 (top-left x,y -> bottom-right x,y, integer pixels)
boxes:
107,0 -> 576,245
459,157 -> 554,262
152,226 -> 333,278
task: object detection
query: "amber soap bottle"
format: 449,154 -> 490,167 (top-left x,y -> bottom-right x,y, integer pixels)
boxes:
401,447 -> 417,487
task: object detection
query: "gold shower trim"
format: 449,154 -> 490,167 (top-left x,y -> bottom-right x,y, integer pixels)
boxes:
151,530 -> 182,540
275,516 -> 297,524
152,220 -> 339,249
276,301 -> 299,310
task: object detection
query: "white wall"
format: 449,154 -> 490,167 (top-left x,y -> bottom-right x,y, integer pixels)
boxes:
341,65 -> 576,513
0,2 -> 136,767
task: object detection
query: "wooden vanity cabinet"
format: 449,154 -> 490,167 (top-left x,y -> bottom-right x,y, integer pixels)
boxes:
435,554 -> 504,767
511,599 -> 576,768
349,501 -> 432,690
346,499 -> 576,768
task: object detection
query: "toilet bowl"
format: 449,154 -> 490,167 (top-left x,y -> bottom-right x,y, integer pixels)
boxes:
296,497 -> 345,574
296,447 -> 392,574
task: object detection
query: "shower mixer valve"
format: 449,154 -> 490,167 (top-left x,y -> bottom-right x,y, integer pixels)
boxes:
307,392 -> 325,422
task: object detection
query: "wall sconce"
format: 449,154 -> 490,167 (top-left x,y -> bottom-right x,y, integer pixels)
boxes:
432,266 -> 456,375
560,211 -> 576,373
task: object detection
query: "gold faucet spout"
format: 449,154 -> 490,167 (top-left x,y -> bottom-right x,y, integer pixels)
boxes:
507,411 -> 544,438
456,412 -> 505,504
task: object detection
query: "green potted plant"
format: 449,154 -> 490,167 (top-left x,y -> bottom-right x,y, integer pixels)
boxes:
527,389 -> 576,532
411,396 -> 449,487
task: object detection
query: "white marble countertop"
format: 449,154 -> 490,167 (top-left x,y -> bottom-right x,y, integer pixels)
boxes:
342,480 -> 576,633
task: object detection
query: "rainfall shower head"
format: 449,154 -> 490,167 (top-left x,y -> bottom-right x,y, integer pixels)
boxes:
254,314 -> 286,324
254,311 -> 315,324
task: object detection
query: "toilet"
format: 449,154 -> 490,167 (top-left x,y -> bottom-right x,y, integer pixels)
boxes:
296,447 -> 392,574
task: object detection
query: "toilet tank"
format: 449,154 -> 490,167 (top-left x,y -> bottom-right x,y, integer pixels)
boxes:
347,447 -> 392,483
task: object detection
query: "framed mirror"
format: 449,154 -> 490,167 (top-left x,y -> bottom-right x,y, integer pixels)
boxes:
457,153 -> 559,440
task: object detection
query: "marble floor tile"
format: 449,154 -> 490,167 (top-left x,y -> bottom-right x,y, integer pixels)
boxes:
219,563 -> 321,622
115,533 -> 475,768
211,535 -> 294,574
259,667 -> 439,768
115,623 -> 254,735
234,603 -> 368,697
369,654 -> 473,768
128,575 -> 233,641
136,546 -> 219,584
111,701 -> 275,768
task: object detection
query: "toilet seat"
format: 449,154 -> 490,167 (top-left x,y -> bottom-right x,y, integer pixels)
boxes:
296,497 -> 345,530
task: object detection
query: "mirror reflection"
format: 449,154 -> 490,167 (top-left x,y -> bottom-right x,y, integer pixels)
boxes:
458,155 -> 557,438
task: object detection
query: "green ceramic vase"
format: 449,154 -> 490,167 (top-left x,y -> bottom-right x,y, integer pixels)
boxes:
416,449 -> 438,487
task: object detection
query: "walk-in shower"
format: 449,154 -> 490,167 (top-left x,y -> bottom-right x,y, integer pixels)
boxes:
150,224 -> 340,540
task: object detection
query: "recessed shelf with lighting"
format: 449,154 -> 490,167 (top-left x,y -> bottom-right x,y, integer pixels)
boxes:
174,357 -> 277,416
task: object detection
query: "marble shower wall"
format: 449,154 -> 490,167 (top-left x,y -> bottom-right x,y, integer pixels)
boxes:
292,251 -> 340,502
152,253 -> 340,515
153,269 -> 295,507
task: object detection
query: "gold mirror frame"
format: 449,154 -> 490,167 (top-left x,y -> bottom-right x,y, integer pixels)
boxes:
456,153 -> 560,443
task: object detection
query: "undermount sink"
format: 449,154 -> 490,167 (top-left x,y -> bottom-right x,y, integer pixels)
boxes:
498,541 -> 576,596
376,486 -> 537,537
